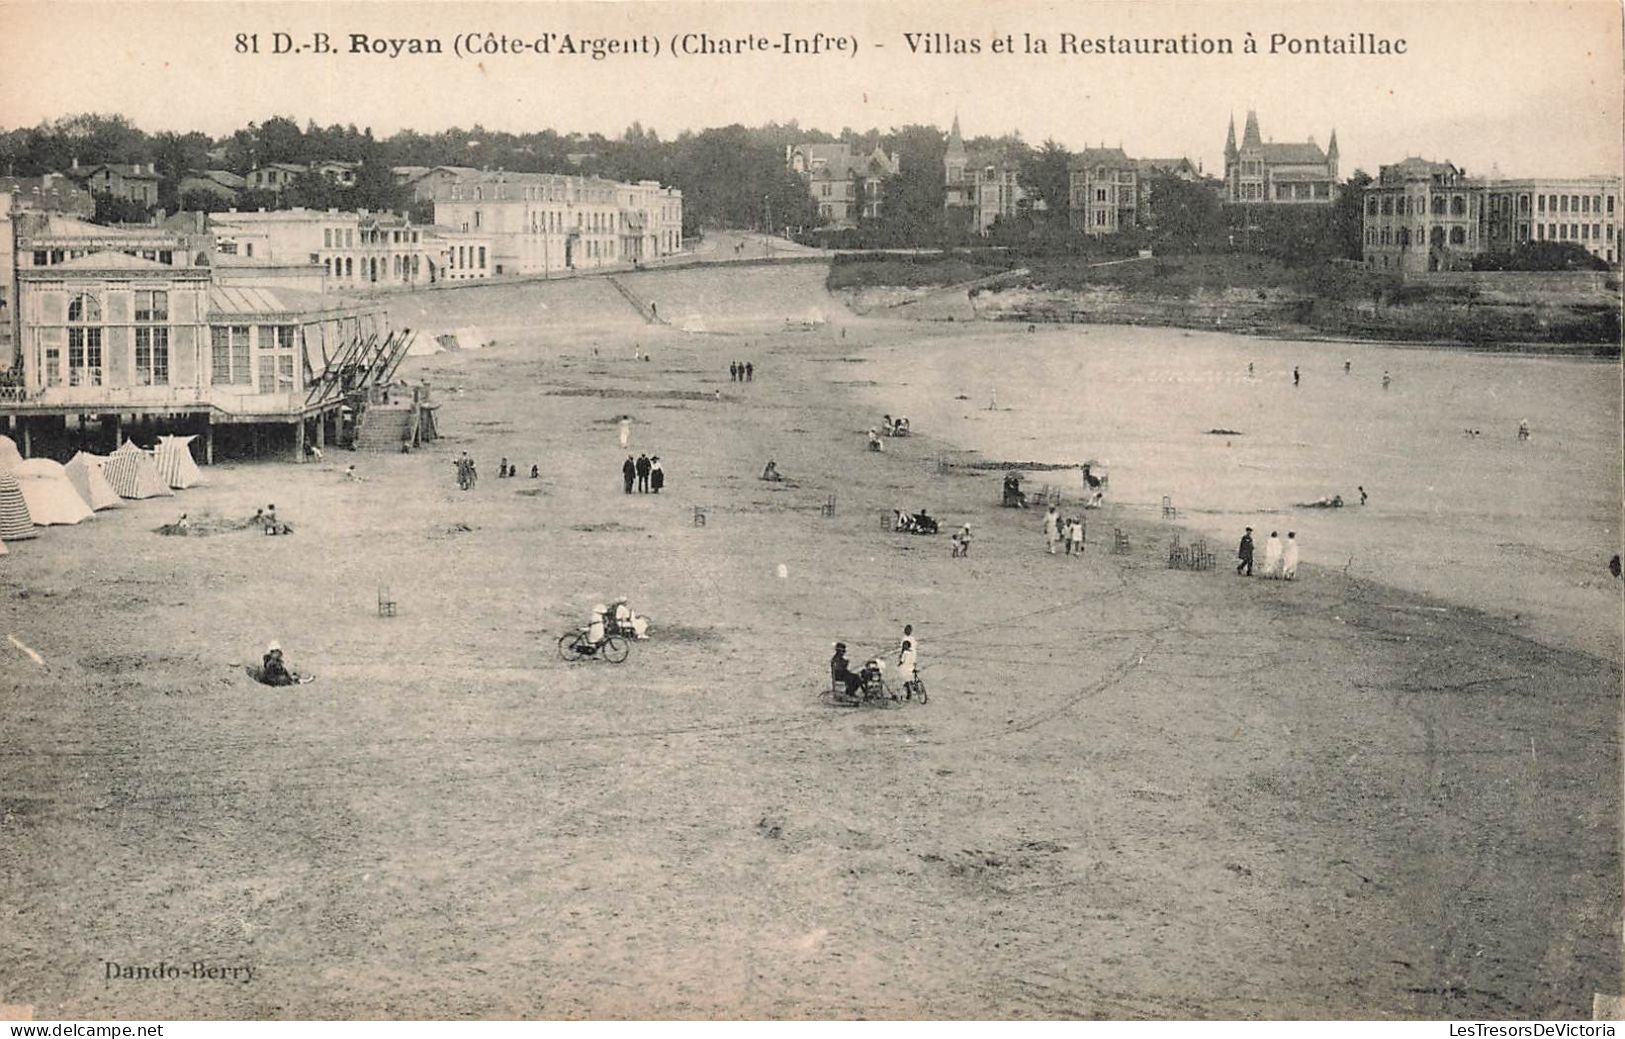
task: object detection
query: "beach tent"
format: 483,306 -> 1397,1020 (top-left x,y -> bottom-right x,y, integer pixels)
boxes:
801,308 -> 827,326
102,441 -> 174,499
0,470 -> 37,540
407,334 -> 444,357
154,435 -> 206,489
453,326 -> 487,350
11,458 -> 94,525
0,535 -> 8,556
680,314 -> 707,333
64,452 -> 122,511
0,434 -> 21,473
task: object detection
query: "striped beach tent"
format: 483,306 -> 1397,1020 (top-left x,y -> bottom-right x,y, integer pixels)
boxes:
64,452 -> 122,511
0,434 -> 21,473
154,435 -> 205,489
102,441 -> 174,500
0,470 -> 37,540
12,459 -> 93,525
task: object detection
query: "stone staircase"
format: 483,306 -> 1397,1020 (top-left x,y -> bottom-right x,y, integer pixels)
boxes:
353,404 -> 415,452
606,276 -> 668,325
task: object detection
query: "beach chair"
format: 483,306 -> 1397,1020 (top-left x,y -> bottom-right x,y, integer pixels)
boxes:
377,584 -> 397,617
692,506 -> 708,527
1161,496 -> 1177,519
1190,540 -> 1215,571
1166,536 -> 1189,569
820,494 -> 836,517
1112,528 -> 1130,554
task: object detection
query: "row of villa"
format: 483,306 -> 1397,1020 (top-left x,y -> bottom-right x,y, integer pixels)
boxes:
0,165 -> 685,462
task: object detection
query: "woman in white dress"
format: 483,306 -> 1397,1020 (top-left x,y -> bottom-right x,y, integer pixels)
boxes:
1282,531 -> 1300,580
1262,531 -> 1283,579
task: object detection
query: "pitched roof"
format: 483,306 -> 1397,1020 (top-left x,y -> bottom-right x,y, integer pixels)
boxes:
1258,142 -> 1327,165
1072,147 -> 1134,168
208,284 -> 373,319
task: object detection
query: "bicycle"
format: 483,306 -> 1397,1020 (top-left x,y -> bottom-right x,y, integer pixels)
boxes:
557,628 -> 631,663
899,666 -> 929,704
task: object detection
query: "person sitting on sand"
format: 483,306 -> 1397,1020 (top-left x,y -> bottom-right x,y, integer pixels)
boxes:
859,658 -> 887,699
761,460 -> 784,482
176,512 -> 191,533
868,429 -> 884,452
530,464 -> 540,479
912,509 -> 936,533
611,597 -> 650,639
1296,494 -> 1343,509
498,458 -> 511,478
260,642 -> 300,687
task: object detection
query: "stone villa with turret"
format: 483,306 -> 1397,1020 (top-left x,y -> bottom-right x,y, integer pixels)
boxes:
1223,109 -> 1340,204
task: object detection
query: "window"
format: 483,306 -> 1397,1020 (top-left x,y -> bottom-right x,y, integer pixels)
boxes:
1449,227 -> 1466,245
1609,196 -> 1616,215
135,327 -> 169,385
211,325 -> 252,385
478,246 -> 486,268
134,290 -> 167,322
1451,196 -> 1466,216
66,294 -> 103,387
1560,195 -> 1569,212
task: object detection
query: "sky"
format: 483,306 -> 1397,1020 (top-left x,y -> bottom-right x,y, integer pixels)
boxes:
0,0 -> 1621,180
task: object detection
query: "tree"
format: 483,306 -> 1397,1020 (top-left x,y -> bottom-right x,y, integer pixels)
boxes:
1145,173 -> 1227,251
875,124 -> 946,241
1328,169 -> 1372,260
1019,139 -> 1072,222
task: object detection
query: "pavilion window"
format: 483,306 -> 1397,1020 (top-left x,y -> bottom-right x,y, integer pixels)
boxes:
211,325 -> 252,385
66,293 -> 103,387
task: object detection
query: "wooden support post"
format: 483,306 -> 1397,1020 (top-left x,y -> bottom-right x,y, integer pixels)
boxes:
19,419 -> 30,458
294,416 -> 306,463
204,415 -> 215,465
113,413 -> 122,447
315,410 -> 326,450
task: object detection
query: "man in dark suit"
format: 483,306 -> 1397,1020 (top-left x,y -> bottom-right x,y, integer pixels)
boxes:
1237,527 -> 1254,576
622,456 -> 636,494
635,453 -> 651,493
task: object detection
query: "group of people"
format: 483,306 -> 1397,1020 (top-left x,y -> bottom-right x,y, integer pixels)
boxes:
621,453 -> 666,494
250,504 -> 292,536
892,508 -> 939,534
879,415 -> 911,437
1236,527 -> 1299,580
496,458 -> 539,479
454,451 -> 479,491
1042,505 -> 1086,556
728,361 -> 755,382
587,597 -> 651,643
829,625 -> 923,704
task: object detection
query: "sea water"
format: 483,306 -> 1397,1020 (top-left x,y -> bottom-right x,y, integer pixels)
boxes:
856,323 -> 1623,659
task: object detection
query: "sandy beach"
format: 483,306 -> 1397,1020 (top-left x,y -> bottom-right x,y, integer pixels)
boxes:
0,262 -> 1618,1019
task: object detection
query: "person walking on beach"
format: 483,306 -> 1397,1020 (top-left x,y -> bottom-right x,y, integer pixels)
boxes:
636,453 -> 651,493
1247,362 -> 1254,377
1262,531 -> 1283,579
1518,418 -> 1530,442
1293,366 -> 1301,387
1282,531 -> 1300,580
898,631 -> 920,701
1066,516 -> 1084,556
1382,371 -> 1392,391
1236,527 -> 1254,576
455,452 -> 471,491
730,361 -> 738,382
622,456 -> 636,494
1358,485 -> 1368,506
1044,505 -> 1061,555
1344,360 -> 1351,375
745,362 -> 754,382
951,523 -> 972,558
650,456 -> 665,493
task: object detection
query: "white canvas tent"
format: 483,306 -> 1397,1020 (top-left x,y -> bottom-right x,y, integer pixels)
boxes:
154,435 -> 206,489
0,434 -> 21,473
453,326 -> 488,350
64,452 -> 122,511
11,458 -> 92,525
407,335 -> 445,357
102,441 -> 174,499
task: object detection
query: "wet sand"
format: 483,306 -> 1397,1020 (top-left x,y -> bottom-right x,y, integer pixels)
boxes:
0,264 -> 1617,1019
